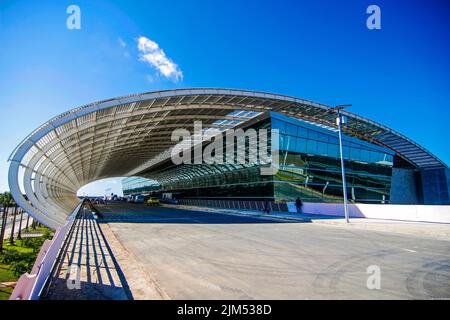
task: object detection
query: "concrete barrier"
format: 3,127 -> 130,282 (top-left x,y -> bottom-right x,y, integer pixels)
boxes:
30,240 -> 52,275
9,273 -> 37,300
287,202 -> 450,224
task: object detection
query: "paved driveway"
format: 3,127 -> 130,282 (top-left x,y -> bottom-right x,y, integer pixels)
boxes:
97,202 -> 450,299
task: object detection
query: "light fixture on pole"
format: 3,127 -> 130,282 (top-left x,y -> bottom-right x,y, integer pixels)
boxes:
329,104 -> 352,223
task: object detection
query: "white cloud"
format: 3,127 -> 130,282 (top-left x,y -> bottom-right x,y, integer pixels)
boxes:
137,36 -> 183,82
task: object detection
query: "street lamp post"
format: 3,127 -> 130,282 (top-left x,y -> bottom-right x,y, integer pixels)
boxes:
331,104 -> 352,223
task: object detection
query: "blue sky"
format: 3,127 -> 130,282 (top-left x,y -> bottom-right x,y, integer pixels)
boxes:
0,0 -> 449,195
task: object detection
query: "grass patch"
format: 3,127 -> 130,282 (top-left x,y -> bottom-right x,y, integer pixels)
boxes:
0,263 -> 16,300
3,240 -> 34,254
0,263 -> 19,300
0,227 -> 54,300
0,264 -> 16,282
0,285 -> 13,300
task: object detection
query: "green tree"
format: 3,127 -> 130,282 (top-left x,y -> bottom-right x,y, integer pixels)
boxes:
17,208 -> 24,240
9,205 -> 18,245
0,192 -> 15,253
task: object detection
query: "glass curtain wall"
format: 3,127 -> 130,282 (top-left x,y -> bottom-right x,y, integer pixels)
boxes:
148,118 -> 274,200
272,112 -> 394,203
137,112 -> 395,203
122,177 -> 161,195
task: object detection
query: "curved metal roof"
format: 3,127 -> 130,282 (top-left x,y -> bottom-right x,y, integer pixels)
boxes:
8,88 -> 447,228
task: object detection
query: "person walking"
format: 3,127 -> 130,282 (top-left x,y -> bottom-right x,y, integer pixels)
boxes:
295,197 -> 303,214
263,198 -> 270,214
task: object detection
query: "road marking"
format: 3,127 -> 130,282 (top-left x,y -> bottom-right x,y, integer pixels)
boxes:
402,248 -> 417,253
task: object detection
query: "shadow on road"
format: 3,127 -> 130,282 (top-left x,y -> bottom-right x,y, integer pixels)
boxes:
94,202 -> 302,225
41,208 -> 133,300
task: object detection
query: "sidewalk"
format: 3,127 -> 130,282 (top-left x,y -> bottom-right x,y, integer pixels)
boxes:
165,204 -> 450,241
1,214 -> 33,239
309,217 -> 450,241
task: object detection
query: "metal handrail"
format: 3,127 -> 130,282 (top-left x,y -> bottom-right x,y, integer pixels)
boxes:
9,200 -> 84,300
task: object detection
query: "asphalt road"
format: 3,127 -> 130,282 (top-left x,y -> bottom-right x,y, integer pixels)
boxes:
97,202 -> 450,299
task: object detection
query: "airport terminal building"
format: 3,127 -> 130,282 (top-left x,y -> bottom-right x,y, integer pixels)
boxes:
8,89 -> 450,228
121,110 -> 448,206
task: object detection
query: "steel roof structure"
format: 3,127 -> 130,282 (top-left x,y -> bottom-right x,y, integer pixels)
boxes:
8,88 -> 447,228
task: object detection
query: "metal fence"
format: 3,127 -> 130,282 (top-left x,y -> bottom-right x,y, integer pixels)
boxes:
177,199 -> 288,212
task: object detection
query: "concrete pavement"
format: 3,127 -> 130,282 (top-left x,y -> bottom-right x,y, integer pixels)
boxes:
95,202 -> 450,300
166,204 -> 450,241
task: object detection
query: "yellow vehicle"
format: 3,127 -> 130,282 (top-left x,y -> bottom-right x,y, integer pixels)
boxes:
146,197 -> 160,206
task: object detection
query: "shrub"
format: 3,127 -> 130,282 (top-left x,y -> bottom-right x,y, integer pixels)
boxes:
42,229 -> 53,240
0,249 -> 21,264
22,237 -> 46,253
0,230 -> 55,278
10,260 -> 31,277
0,249 -> 36,276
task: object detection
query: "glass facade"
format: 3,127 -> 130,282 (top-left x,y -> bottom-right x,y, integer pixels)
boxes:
156,165 -> 273,199
140,118 -> 273,200
420,168 -> 450,205
130,112 -> 395,204
272,112 -> 394,203
122,177 -> 160,195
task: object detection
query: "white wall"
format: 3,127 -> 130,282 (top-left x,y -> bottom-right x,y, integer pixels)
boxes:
287,202 -> 450,224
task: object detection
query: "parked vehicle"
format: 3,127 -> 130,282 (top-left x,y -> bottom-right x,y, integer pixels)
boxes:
146,197 -> 160,206
134,195 -> 145,204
